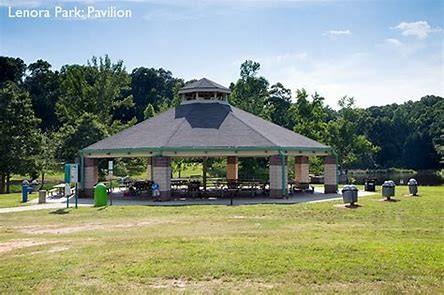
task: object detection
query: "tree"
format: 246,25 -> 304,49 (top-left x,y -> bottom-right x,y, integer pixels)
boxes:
326,96 -> 379,169
266,83 -> 293,129
24,59 -> 60,131
56,113 -> 108,162
0,82 -> 41,193
143,103 -> 156,120
291,89 -> 329,142
0,56 -> 26,85
56,55 -> 131,127
32,132 -> 59,186
130,67 -> 178,121
229,60 -> 269,117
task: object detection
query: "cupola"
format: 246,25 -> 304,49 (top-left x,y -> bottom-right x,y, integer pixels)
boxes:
178,78 -> 231,103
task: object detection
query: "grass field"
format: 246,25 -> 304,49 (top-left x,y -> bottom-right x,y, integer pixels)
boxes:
0,186 -> 443,293
0,193 -> 37,209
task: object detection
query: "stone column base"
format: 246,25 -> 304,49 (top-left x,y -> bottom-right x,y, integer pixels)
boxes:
324,184 -> 338,194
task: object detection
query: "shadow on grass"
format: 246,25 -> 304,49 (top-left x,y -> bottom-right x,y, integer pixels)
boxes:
49,208 -> 71,215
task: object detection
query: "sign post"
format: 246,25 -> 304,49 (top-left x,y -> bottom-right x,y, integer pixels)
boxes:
64,163 -> 79,208
108,161 -> 113,205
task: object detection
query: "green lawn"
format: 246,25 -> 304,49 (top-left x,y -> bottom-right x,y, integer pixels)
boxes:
0,192 -> 37,209
0,186 -> 443,293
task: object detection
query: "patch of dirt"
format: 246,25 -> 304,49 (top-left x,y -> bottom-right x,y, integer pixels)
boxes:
0,239 -> 59,254
31,245 -> 70,255
17,220 -> 170,235
146,278 -> 274,290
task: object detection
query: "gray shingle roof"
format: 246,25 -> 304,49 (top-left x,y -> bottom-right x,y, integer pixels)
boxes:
178,78 -> 231,94
83,102 -> 329,152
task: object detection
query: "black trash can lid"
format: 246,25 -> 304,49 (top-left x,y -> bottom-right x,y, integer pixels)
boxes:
382,180 -> 395,187
407,178 -> 418,185
342,185 -> 358,191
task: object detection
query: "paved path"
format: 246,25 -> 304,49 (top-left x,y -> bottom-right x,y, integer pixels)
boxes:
0,188 -> 375,213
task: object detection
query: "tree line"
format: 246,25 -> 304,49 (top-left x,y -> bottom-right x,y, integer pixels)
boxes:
0,56 -> 442,193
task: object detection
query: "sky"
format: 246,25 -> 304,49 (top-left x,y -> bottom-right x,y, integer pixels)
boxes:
0,0 -> 443,108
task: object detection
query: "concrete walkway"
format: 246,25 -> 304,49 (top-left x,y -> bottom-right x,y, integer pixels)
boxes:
0,188 -> 375,213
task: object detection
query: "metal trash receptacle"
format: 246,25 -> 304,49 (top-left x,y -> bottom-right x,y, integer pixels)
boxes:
38,190 -> 46,204
364,179 -> 376,192
94,183 -> 108,207
382,180 -> 395,199
407,178 -> 418,196
342,185 -> 358,205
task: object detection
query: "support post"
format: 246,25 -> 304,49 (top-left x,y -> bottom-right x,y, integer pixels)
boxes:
146,157 -> 152,181
269,154 -> 288,198
80,158 -> 98,198
202,157 -> 208,191
324,155 -> 338,194
226,156 -> 238,181
152,156 -> 172,200
294,156 -> 310,189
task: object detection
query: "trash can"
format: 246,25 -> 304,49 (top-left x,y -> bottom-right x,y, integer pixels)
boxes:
408,178 -> 418,196
94,183 -> 108,207
342,185 -> 358,205
22,180 -> 29,202
38,190 -> 46,204
382,180 -> 395,200
364,179 -> 376,192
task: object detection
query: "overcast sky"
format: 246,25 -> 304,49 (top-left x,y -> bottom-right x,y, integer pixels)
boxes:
0,0 -> 443,108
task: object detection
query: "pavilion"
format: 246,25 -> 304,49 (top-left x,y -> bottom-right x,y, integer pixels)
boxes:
79,78 -> 338,199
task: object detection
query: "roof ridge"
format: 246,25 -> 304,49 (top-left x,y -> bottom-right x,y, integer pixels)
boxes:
229,107 -> 277,147
163,106 -> 194,147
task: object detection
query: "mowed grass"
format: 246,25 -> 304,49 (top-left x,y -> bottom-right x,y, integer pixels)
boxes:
0,186 -> 443,293
0,193 -> 37,209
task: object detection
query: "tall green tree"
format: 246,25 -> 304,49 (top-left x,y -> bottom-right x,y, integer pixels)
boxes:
266,83 -> 293,129
24,60 -> 60,131
130,67 -> 179,121
326,96 -> 379,169
56,55 -> 132,127
291,89 -> 329,142
0,56 -> 26,85
0,82 -> 41,193
56,113 -> 109,162
229,60 -> 269,118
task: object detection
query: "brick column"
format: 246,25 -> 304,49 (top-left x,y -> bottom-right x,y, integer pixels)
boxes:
294,156 -> 310,189
82,158 -> 98,198
324,155 -> 338,194
226,156 -> 238,181
269,155 -> 288,198
146,157 -> 152,181
152,156 -> 171,200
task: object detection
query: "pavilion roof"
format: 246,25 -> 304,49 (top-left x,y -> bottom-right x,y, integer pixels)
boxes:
83,102 -> 330,154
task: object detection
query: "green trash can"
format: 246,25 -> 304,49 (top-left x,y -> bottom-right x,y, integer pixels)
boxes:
94,183 -> 108,207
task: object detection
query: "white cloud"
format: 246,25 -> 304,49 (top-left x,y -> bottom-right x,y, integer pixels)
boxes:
324,29 -> 351,37
385,38 -> 402,46
393,21 -> 442,39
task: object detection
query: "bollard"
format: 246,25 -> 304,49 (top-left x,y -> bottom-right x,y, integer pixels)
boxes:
38,190 -> 47,204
